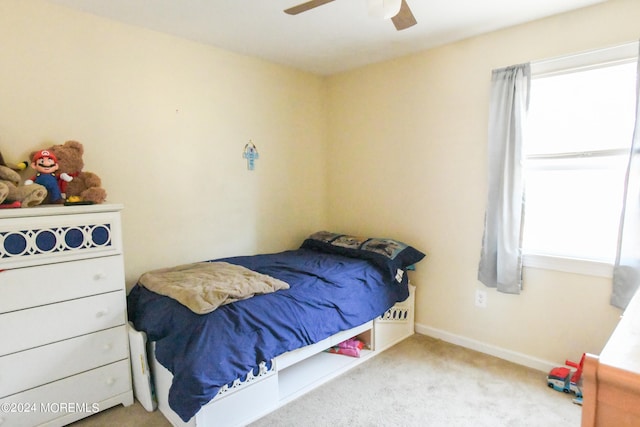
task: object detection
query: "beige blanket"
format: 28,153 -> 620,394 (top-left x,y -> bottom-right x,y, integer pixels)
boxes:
138,262 -> 290,314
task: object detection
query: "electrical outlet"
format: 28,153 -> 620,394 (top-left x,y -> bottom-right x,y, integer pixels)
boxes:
475,289 -> 487,308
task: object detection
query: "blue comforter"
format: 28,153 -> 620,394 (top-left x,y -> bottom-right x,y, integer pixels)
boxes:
127,249 -> 409,422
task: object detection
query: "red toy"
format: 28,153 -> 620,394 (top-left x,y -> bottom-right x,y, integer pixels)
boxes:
547,353 -> 585,404
0,201 -> 21,209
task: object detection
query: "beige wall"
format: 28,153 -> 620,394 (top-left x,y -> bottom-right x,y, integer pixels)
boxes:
326,0 -> 639,365
0,0 -> 328,286
2,0 -> 638,368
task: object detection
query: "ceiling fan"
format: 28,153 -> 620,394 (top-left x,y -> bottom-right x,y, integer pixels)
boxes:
284,0 -> 417,31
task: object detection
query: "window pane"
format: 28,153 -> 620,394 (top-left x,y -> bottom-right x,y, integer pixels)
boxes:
526,62 -> 636,156
522,58 -> 636,262
522,157 -> 627,261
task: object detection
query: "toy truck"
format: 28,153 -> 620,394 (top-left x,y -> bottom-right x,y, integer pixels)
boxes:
547,353 -> 585,405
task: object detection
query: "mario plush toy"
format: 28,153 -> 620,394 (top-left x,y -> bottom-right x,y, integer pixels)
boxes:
24,150 -> 72,204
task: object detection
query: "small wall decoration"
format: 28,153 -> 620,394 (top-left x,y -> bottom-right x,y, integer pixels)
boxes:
243,140 -> 259,171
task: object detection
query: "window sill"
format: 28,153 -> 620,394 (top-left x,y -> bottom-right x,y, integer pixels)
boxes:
523,253 -> 613,278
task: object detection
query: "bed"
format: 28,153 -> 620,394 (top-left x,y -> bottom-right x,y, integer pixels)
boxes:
127,231 -> 425,426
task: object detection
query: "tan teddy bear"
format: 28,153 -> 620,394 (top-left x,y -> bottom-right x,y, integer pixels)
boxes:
0,150 -> 47,208
39,140 -> 107,204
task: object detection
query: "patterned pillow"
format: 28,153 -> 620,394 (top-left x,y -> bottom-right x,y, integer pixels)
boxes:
300,231 -> 425,282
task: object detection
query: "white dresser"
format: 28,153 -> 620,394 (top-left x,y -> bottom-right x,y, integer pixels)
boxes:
0,204 -> 133,427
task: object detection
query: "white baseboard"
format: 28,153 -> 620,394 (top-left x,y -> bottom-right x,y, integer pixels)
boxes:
415,323 -> 557,374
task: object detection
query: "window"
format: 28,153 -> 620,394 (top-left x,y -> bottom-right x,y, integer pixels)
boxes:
522,44 -> 638,275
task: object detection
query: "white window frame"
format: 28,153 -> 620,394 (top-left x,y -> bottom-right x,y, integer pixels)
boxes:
523,41 -> 638,278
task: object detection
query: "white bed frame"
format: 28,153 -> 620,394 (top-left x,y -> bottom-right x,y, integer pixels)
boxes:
134,285 -> 415,427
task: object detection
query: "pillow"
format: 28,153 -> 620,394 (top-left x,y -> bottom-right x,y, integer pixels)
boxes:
300,231 -> 425,282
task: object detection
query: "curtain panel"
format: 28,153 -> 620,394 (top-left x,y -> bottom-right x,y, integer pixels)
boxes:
612,48 -> 640,309
478,63 -> 531,294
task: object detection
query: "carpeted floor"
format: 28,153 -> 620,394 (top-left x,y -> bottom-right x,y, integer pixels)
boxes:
71,334 -> 581,426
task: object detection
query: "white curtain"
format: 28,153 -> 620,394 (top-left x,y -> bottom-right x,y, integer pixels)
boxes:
612,50 -> 640,309
478,63 -> 531,294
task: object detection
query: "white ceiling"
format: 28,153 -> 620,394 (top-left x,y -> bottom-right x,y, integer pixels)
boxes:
46,0 -> 606,75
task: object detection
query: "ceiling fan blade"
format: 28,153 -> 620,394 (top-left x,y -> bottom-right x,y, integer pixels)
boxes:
391,0 -> 417,31
284,0 -> 336,15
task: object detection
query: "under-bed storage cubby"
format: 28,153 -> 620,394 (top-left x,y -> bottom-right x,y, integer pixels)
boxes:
276,321 -> 373,404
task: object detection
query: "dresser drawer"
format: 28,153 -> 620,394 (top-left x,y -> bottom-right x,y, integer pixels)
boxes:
0,291 -> 126,356
0,255 -> 124,314
0,207 -> 123,270
0,326 -> 128,398
0,359 -> 132,427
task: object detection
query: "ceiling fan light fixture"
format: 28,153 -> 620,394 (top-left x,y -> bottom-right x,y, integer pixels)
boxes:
366,0 -> 402,20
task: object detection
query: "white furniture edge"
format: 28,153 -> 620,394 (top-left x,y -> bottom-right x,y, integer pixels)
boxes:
0,203 -> 124,219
